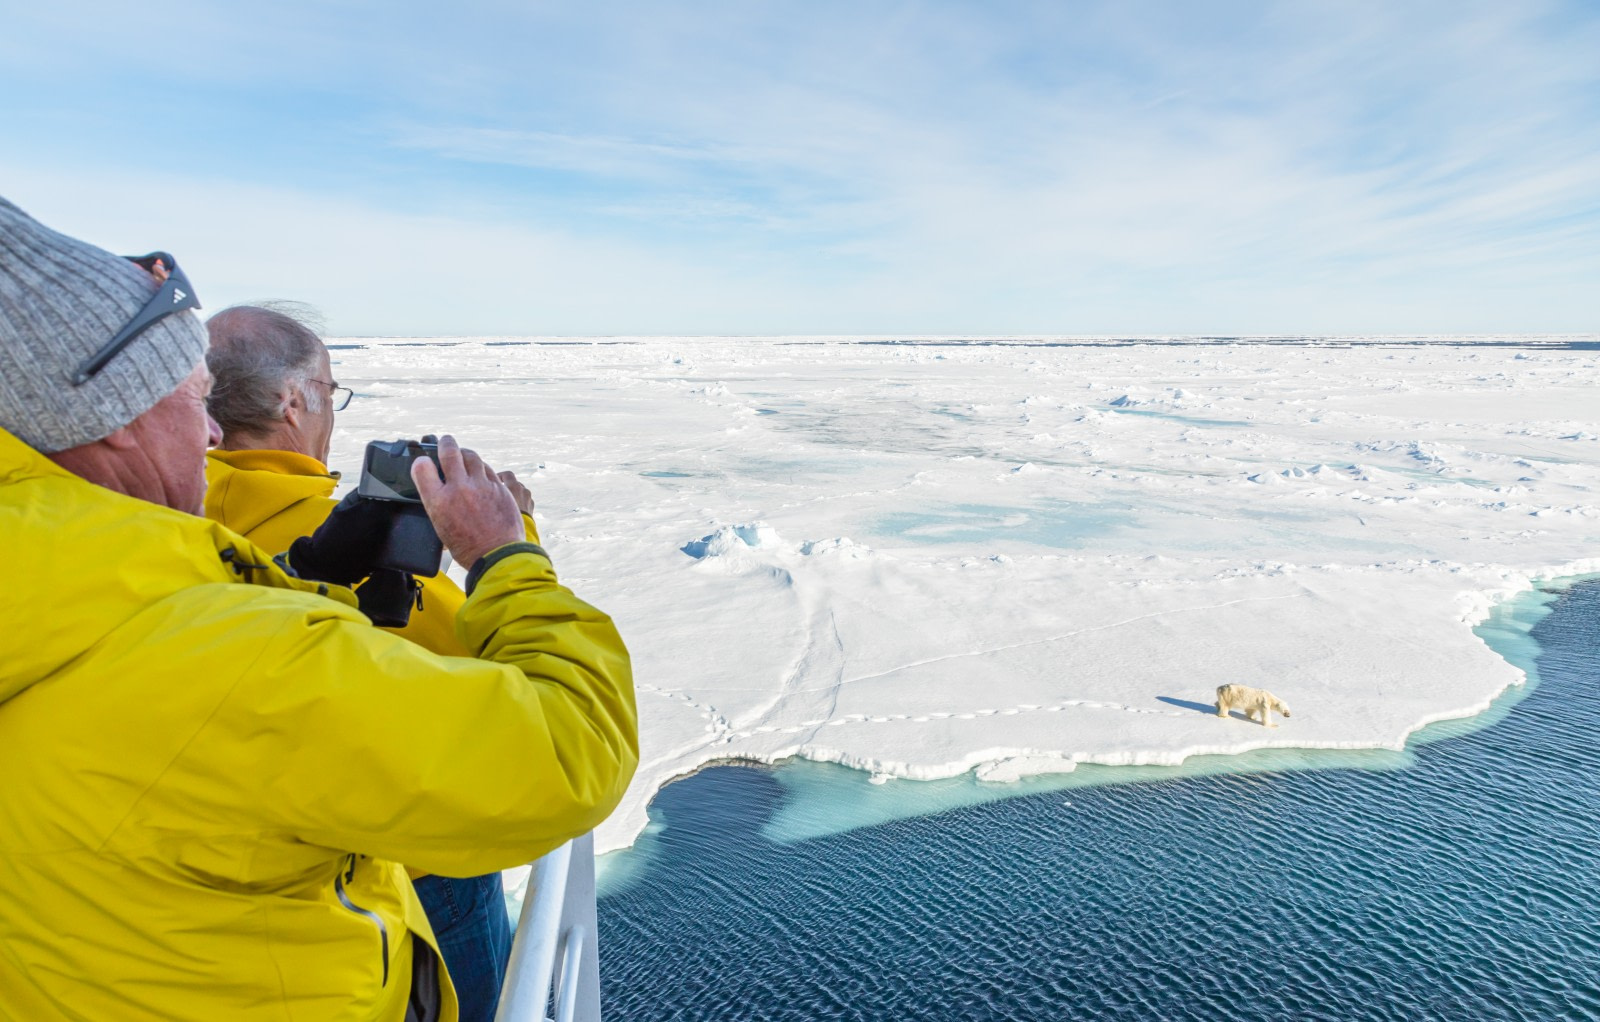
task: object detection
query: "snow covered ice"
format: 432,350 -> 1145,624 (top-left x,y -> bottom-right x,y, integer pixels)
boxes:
323,335 -> 1600,853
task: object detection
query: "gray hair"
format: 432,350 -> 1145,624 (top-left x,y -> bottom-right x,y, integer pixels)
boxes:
205,303 -> 327,439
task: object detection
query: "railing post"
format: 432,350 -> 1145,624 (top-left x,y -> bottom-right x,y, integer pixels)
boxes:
494,833 -> 602,1022
560,833 -> 600,1022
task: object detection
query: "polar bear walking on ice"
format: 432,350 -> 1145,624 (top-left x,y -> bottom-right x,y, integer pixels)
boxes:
1215,684 -> 1292,727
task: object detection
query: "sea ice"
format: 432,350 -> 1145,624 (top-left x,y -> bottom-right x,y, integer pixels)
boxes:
322,335 -> 1600,853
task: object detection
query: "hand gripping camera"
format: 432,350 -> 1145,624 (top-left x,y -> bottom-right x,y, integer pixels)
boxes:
352,436 -> 446,627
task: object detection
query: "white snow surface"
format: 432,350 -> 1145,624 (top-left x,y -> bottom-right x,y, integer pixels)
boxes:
322,336 -> 1600,854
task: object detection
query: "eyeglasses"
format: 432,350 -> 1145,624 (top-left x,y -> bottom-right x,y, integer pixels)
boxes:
309,379 -> 354,412
72,252 -> 201,386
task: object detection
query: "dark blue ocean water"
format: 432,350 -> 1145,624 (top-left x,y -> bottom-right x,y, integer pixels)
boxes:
597,582 -> 1600,1021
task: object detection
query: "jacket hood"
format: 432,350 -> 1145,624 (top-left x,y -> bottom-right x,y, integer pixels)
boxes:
205,448 -> 339,537
1,430 -> 354,706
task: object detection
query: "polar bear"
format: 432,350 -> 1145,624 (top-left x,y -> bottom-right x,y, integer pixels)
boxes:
1215,684 -> 1292,727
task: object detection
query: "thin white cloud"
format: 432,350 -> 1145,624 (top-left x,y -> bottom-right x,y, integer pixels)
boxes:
388,126 -> 759,179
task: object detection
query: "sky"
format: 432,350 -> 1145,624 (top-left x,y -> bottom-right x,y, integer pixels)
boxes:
2,1 -> 1597,336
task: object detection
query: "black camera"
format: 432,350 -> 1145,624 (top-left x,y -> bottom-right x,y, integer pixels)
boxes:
358,438 -> 441,504
354,436 -> 446,627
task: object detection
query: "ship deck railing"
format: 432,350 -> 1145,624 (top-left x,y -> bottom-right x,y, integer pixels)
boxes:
494,832 -> 601,1022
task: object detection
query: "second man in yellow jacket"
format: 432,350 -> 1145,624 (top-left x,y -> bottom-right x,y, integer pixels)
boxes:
202,304 -> 536,1022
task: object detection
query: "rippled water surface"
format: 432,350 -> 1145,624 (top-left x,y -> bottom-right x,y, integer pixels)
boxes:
597,582 -> 1600,1020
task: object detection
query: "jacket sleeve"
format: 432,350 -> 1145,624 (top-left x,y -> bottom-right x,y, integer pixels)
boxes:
208,547 -> 638,877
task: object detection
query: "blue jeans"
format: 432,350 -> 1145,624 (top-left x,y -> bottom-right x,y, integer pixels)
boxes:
413,873 -> 512,1022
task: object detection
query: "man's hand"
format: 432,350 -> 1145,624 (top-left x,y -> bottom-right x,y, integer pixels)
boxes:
412,435 -> 524,569
497,470 -> 536,516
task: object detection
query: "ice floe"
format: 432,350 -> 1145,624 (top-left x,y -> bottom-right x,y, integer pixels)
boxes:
322,335 -> 1600,853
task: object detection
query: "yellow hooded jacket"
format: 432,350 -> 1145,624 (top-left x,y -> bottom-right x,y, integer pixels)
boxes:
0,429 -> 638,1021
204,448 -> 541,658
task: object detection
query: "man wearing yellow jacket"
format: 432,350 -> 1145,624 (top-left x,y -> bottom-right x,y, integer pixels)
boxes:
202,304 -> 538,1021
0,196 -> 638,1022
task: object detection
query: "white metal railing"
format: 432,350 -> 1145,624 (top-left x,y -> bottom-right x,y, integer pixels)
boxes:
494,832 -> 601,1022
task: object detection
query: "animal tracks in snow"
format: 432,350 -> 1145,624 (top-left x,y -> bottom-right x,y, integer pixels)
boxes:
715,697 -> 1189,742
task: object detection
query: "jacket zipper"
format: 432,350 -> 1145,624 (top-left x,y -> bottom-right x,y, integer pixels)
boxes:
334,854 -> 390,986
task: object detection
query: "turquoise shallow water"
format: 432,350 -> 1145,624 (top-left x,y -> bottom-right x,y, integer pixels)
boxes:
596,580 -> 1600,1020
869,502 -> 1129,549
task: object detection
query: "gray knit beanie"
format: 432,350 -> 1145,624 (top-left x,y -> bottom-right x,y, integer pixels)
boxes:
0,196 -> 208,453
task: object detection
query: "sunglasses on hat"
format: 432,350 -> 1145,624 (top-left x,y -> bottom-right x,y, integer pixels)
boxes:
72,252 -> 201,386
